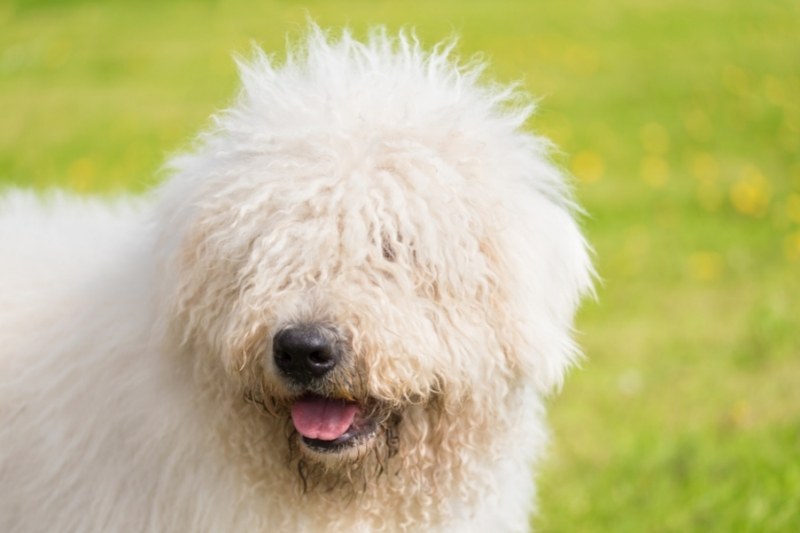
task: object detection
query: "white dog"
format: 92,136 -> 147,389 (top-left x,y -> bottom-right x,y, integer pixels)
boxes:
0,27 -> 592,532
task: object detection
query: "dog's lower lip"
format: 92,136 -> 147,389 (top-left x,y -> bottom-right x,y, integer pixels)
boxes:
299,412 -> 378,452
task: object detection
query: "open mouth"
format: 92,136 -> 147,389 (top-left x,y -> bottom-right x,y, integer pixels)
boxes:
290,394 -> 378,452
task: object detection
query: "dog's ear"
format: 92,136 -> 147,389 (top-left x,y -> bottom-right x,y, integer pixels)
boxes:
492,186 -> 594,395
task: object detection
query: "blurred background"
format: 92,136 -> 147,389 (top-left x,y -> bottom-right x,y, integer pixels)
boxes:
1,0 -> 798,530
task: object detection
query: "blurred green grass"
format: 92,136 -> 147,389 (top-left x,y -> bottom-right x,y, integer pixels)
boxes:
2,0 -> 798,531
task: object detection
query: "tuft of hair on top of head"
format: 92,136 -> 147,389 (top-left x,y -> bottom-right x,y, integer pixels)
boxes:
225,22 -> 538,138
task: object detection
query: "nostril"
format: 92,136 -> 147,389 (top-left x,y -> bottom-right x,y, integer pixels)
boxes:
306,348 -> 336,371
275,349 -> 290,365
308,350 -> 326,365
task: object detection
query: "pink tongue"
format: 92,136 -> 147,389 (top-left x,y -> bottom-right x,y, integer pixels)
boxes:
291,396 -> 360,441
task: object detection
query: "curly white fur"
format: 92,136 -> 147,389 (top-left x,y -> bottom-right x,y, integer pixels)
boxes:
0,26 -> 592,532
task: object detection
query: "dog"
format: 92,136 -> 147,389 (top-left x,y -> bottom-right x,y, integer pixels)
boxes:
0,26 -> 593,532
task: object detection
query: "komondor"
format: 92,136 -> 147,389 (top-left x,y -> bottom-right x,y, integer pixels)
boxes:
0,26 -> 593,532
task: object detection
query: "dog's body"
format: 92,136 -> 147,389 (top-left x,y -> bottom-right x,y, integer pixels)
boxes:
0,28 -> 592,532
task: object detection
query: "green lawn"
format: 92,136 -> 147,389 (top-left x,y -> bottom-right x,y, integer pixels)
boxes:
2,0 -> 798,530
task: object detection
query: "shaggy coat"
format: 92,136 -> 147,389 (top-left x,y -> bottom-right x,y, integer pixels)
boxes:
0,27 -> 592,532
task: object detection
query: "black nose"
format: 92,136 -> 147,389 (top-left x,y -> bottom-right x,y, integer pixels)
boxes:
273,324 -> 340,384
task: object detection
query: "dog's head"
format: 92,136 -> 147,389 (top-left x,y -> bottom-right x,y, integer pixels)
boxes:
155,27 -> 592,486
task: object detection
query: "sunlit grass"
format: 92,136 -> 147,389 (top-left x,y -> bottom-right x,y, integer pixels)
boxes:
2,0 -> 798,531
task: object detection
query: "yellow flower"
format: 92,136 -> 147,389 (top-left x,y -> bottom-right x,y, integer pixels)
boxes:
687,251 -> 724,282
690,152 -> 719,182
68,157 -> 95,192
571,150 -> 604,183
730,166 -> 771,217
728,401 -> 752,429
641,156 -> 669,188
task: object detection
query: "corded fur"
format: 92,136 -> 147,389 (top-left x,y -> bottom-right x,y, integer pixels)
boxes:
0,25 -> 593,532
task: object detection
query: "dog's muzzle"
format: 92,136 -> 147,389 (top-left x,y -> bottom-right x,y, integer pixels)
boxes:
272,323 -> 378,453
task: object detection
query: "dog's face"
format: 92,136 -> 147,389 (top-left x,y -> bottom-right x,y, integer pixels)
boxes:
168,142 -> 520,463
156,31 -> 592,483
